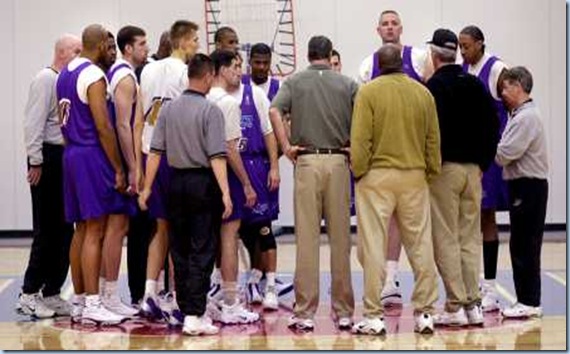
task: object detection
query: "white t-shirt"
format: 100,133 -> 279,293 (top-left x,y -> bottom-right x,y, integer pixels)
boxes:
230,83 -> 273,135
140,56 -> 188,153
252,76 -> 280,98
207,86 -> 242,141
108,58 -> 139,101
464,52 -> 508,101
67,57 -> 107,104
358,46 -> 428,84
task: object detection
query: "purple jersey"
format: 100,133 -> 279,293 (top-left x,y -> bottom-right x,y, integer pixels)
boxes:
462,56 -> 509,210
106,62 -> 139,216
239,83 -> 279,223
106,62 -> 136,128
371,45 -> 423,82
241,74 -> 280,101
56,59 -> 132,221
57,61 -> 100,147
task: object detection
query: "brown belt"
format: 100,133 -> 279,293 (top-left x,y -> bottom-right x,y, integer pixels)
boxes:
297,148 -> 348,156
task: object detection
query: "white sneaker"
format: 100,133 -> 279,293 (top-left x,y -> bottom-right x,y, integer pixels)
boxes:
262,286 -> 278,311
414,313 -> 434,334
352,317 -> 386,335
141,295 -> 164,320
82,296 -> 126,326
275,278 -> 294,297
16,293 -> 55,319
158,292 -> 184,325
338,317 -> 353,330
70,295 -> 85,323
466,304 -> 484,325
208,283 -> 222,303
381,279 -> 402,306
220,302 -> 260,324
434,308 -> 468,327
287,315 -> 315,331
481,283 -> 501,312
102,293 -> 139,317
42,295 -> 71,316
501,303 -> 543,319
183,315 -> 219,336
247,282 -> 264,304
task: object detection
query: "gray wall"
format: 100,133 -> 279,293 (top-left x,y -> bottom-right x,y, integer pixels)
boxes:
0,0 -> 565,229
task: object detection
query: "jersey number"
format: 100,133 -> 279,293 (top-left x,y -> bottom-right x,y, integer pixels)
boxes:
58,99 -> 71,127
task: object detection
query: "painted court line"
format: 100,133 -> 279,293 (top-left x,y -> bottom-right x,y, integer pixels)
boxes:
0,279 -> 14,294
545,272 -> 566,287
495,282 -> 517,304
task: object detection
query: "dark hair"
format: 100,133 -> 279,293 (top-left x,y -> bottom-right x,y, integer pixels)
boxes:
308,35 -> 332,61
460,25 -> 486,52
107,32 -> 115,40
214,26 -> 236,44
187,53 -> 214,79
209,49 -> 237,75
250,43 -> 272,58
117,25 -> 146,54
170,20 -> 199,50
377,44 -> 402,74
501,66 -> 534,94
332,49 -> 341,61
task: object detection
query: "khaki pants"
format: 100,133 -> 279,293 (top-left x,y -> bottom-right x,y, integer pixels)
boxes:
293,154 -> 354,319
356,168 -> 437,317
429,163 -> 482,312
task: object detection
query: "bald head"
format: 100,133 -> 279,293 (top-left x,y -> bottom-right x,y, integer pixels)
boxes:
53,34 -> 81,69
377,43 -> 402,75
82,24 -> 108,52
55,34 -> 81,52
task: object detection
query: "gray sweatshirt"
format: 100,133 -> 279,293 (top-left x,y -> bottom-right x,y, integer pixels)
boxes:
24,67 -> 64,165
496,100 -> 548,180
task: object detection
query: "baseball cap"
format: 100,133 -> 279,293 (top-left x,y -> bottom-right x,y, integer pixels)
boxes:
427,28 -> 458,51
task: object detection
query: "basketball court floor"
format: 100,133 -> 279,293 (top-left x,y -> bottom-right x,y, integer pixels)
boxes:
0,235 -> 565,350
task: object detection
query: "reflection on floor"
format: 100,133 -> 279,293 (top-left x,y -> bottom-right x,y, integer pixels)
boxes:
0,240 -> 566,350
6,304 -> 566,350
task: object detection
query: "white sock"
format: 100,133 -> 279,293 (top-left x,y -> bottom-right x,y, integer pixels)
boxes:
249,269 -> 263,284
72,293 -> 85,305
222,281 -> 238,306
85,294 -> 100,307
386,260 -> 399,283
266,272 -> 276,287
144,280 -> 157,297
483,279 -> 496,290
104,280 -> 118,297
211,268 -> 221,284
98,277 -> 106,295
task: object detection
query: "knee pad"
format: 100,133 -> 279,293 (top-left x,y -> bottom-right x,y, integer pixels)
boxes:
258,224 -> 277,252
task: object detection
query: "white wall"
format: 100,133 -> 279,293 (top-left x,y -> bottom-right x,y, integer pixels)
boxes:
0,0 -> 565,229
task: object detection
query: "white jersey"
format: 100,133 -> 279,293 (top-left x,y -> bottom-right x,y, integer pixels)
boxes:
140,56 -> 188,153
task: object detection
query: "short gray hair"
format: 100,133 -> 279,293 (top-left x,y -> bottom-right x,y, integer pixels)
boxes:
430,45 -> 456,63
502,66 -> 534,94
